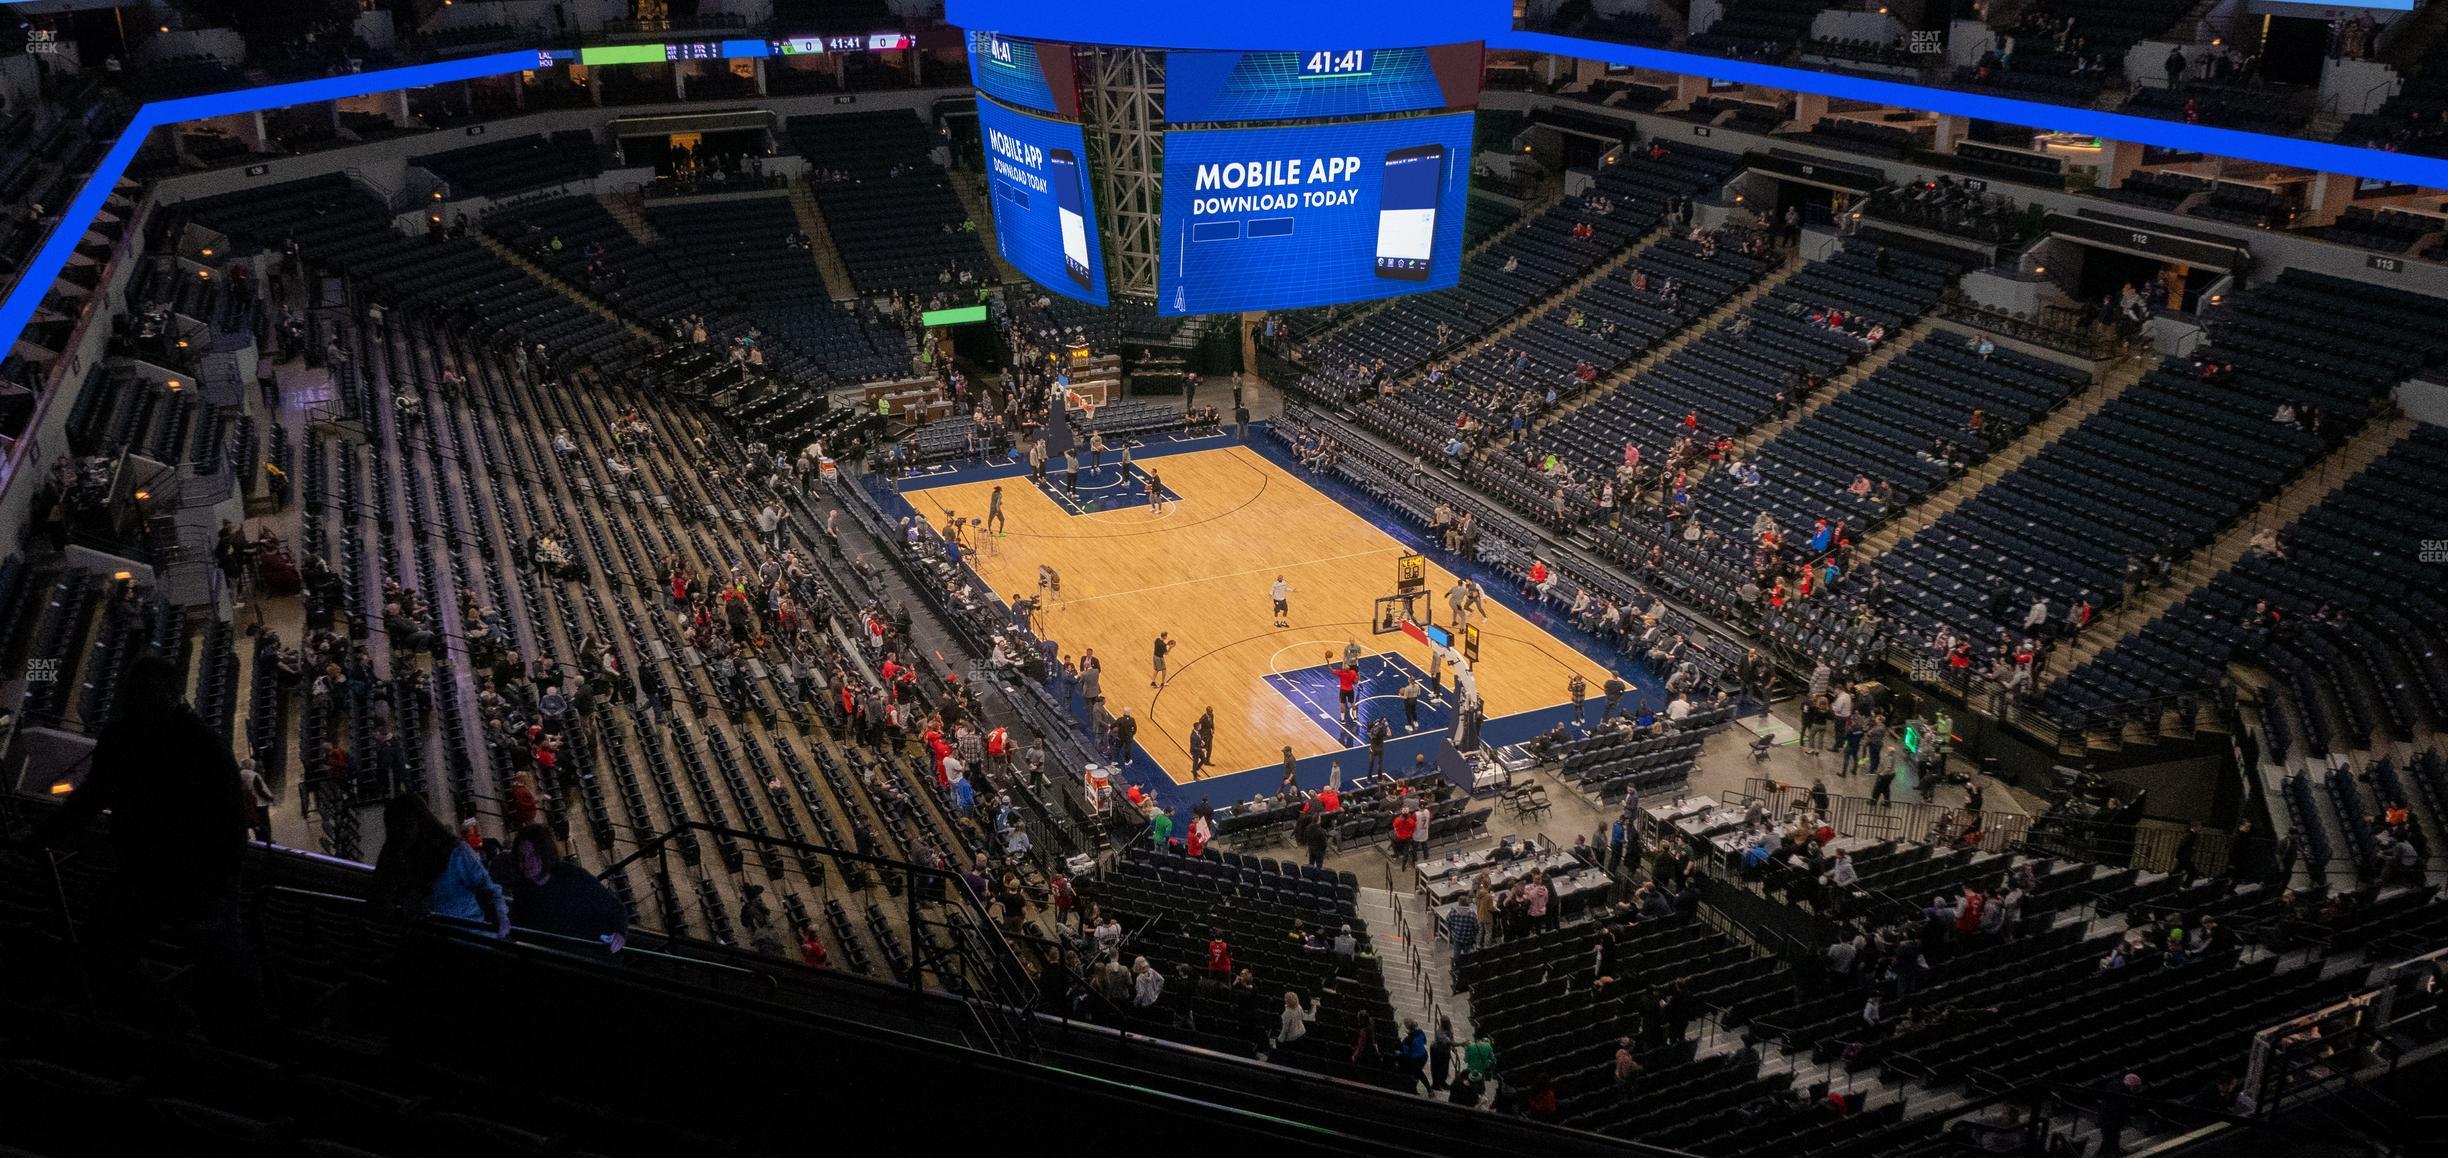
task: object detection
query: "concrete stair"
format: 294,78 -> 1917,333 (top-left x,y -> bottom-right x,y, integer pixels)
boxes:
1727,315 -> 1935,463
2250,722 -> 2367,894
477,235 -> 660,344
1352,884 -> 1475,1043
1412,232 -> 1671,396
2052,416 -> 2419,676
785,181 -> 858,301
1858,351 -> 2155,558
600,193 -> 663,246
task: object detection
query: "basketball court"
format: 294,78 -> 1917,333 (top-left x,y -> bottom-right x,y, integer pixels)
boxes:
896,436 -> 1627,786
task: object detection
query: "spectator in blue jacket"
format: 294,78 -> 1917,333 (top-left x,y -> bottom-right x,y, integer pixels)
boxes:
1398,1017 -> 1431,1092
374,793 -> 508,937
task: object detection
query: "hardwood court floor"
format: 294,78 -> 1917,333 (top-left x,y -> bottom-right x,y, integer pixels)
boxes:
904,444 -> 1622,783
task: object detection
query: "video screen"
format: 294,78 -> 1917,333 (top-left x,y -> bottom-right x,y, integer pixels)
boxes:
1164,44 -> 1483,123
967,31 -> 1081,119
1158,111 -> 1472,315
978,96 -> 1110,305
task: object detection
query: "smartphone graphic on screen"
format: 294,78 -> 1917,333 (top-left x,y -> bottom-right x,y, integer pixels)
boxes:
1375,144 -> 1445,281
1048,148 -> 1092,288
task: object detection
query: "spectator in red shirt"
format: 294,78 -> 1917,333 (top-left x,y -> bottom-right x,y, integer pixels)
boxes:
1524,1073 -> 1560,1120
509,773 -> 541,828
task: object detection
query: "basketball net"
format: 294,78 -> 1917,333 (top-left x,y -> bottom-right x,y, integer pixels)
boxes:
1063,387 -> 1096,422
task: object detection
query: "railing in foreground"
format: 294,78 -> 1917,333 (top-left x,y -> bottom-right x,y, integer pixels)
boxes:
2245,943 -> 2448,1121
597,817 -> 1045,1059
1735,774 -> 2034,855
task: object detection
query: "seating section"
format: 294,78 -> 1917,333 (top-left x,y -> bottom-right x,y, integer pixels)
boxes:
1369,233 -> 1777,446
1383,240 -> 1963,673
412,131 -> 602,199
174,175 -> 634,373
1946,142 -> 2065,188
645,195 -> 914,384
2011,0 -> 2197,70
1554,722 -> 1717,803
1297,141 -> 1744,392
1460,914 -> 1828,1146
2092,169 -> 2211,213
1687,96 -> 1788,135
2122,83 -> 2314,133
1879,271 -> 2448,654
2305,206 -> 2441,255
487,194 -> 733,328
1953,62 -> 2108,103
1091,847 -> 1403,1086
2038,427 -> 2448,748
2188,181 -> 2293,229
1438,829 -> 2403,1154
0,78 -> 119,312
1521,242 -> 1965,498
1463,192 -> 1524,251
1689,339 -> 2091,543
131,164 -> 1107,983
785,113 -> 993,296
1806,37 -> 1911,69
1862,179 -> 2022,245
1578,11 -> 1671,48
2343,66 -> 2448,158
1806,117 -> 1919,159
1687,0 -> 1825,59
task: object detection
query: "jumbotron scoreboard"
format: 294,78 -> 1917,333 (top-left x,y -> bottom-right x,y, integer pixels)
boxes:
953,1 -> 1496,315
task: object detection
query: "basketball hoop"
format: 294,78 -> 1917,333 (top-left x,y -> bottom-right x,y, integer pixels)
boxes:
1063,387 -> 1097,422
1373,591 -> 1429,635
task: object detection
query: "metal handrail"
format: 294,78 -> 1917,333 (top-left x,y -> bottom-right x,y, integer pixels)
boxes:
596,816 -> 1045,1053
1935,294 -> 2137,362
